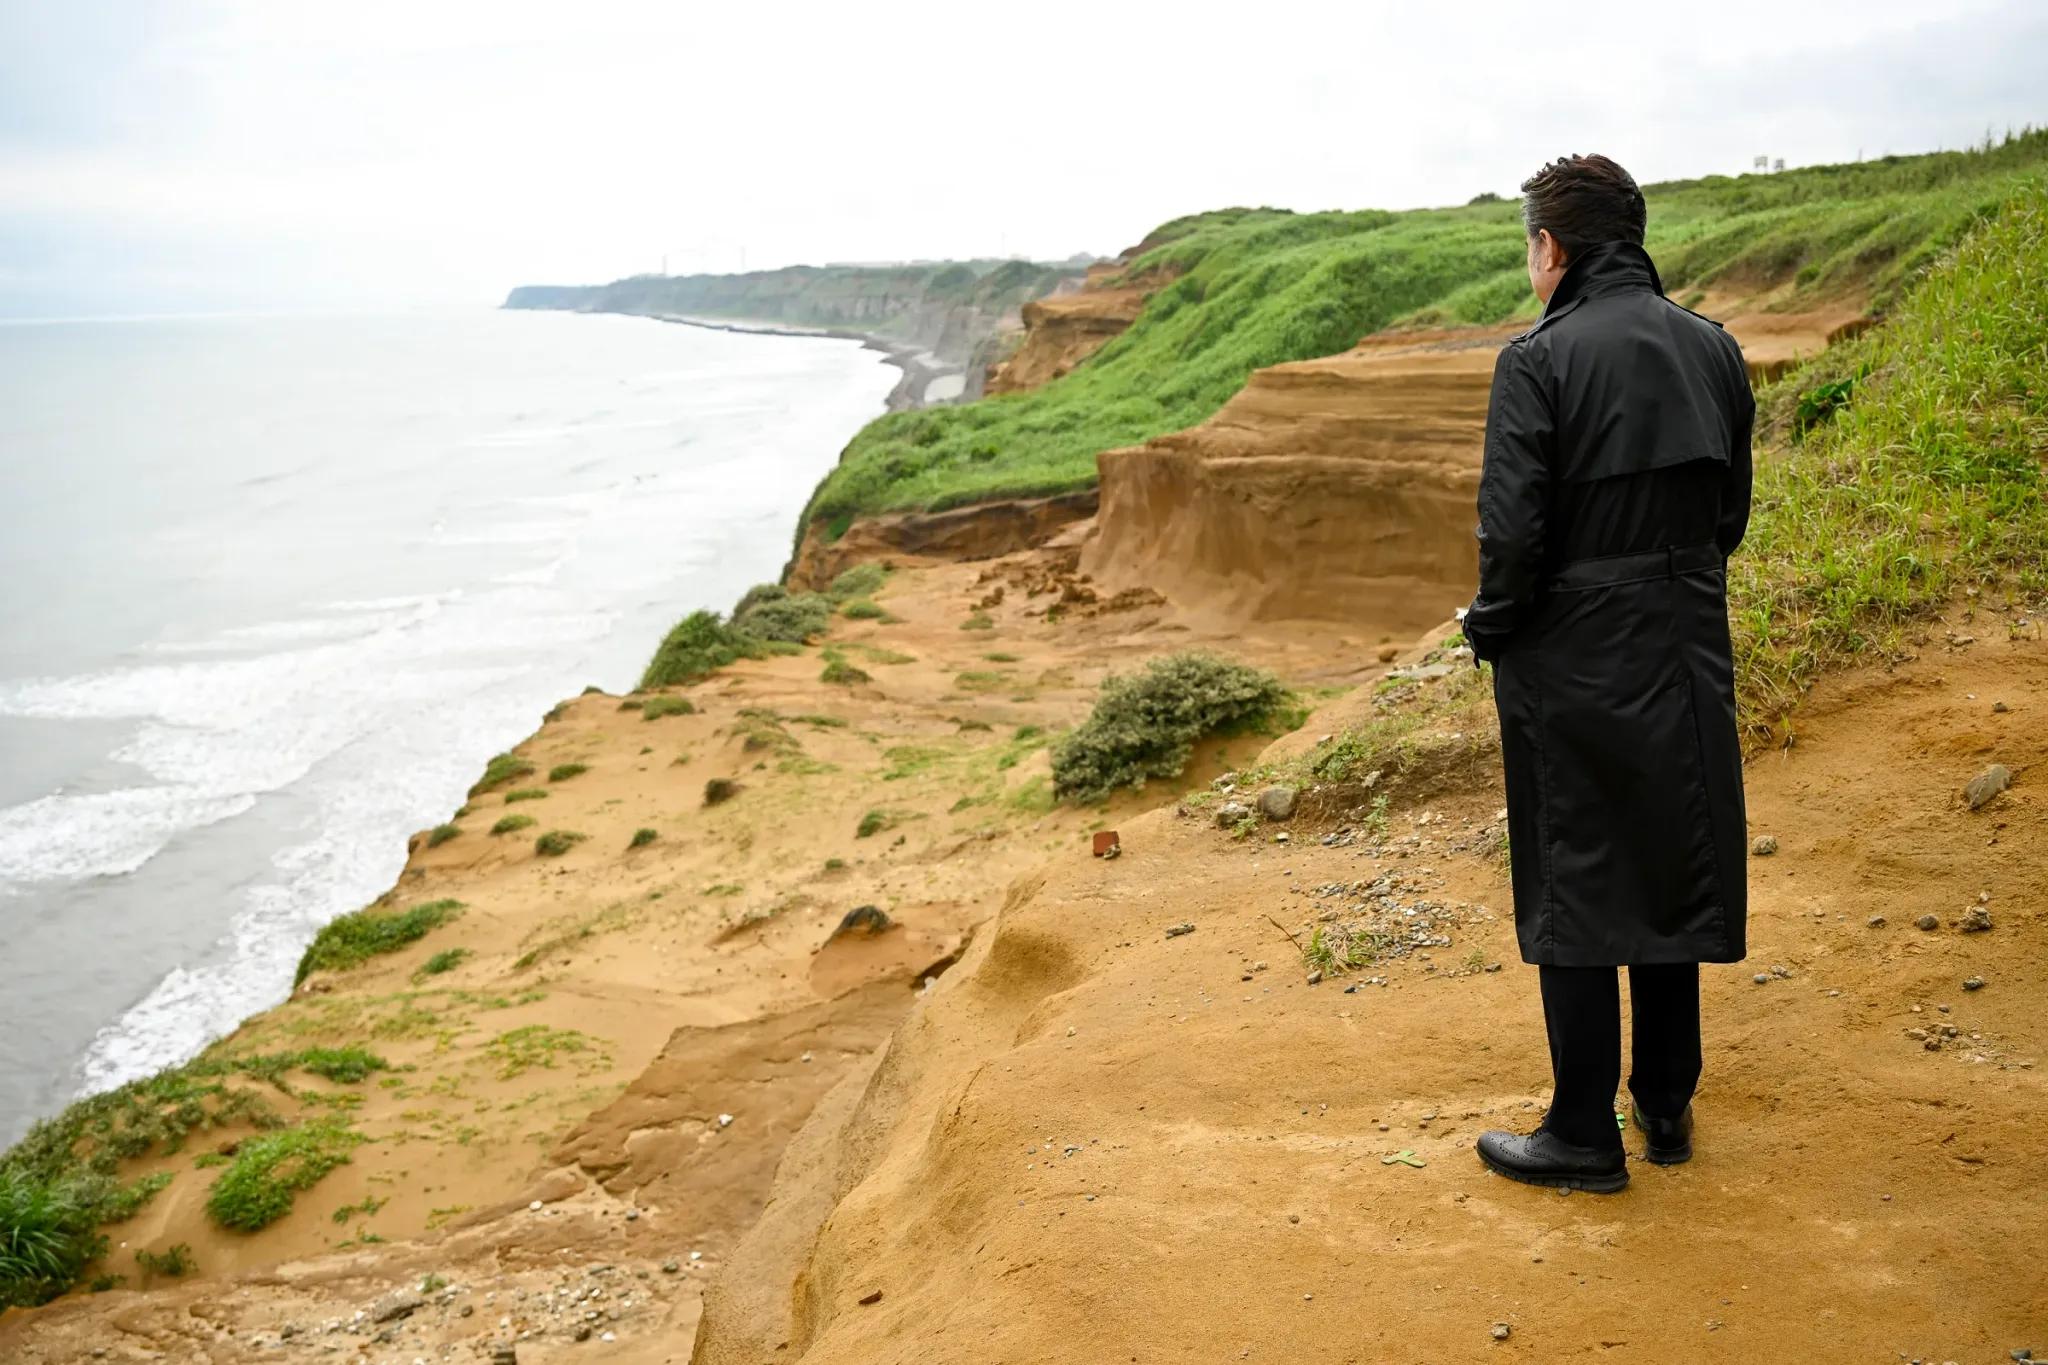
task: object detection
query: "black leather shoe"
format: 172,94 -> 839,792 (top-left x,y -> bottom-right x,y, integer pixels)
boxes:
1631,1103 -> 1693,1165
1476,1128 -> 1629,1193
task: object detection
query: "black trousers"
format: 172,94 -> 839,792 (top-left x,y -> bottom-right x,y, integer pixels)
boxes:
1538,963 -> 1702,1152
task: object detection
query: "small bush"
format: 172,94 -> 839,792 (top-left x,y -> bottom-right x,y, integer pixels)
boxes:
642,696 -> 695,721
642,610 -> 755,689
580,684 -> 605,695
543,701 -> 569,723
534,831 -> 586,858
206,1125 -> 359,1232
547,763 -> 588,782
0,1171 -> 108,1308
704,778 -> 739,806
733,586 -> 831,643
421,948 -> 470,976
856,809 -> 893,839
827,562 -> 888,603
296,900 -> 463,985
840,597 -> 886,619
491,813 -> 537,836
134,1243 -> 195,1278
629,827 -> 658,849
617,699 -> 644,711
469,752 -> 535,796
820,651 -> 871,686
425,823 -> 461,848
293,1047 -> 388,1084
961,613 -> 994,631
1052,653 -> 1290,803
504,788 -> 549,803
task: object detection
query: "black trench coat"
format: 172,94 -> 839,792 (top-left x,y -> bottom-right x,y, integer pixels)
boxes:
1464,240 -> 1753,966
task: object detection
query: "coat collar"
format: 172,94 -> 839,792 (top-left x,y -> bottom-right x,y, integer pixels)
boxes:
1542,239 -> 1664,316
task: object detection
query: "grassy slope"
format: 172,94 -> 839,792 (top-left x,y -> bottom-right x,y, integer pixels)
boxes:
802,131 -> 2048,532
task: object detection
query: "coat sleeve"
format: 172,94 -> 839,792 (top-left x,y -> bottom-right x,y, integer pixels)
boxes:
1464,343 -> 1554,661
1717,372 -> 1755,558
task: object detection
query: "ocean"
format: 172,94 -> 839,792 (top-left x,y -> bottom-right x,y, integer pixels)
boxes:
0,310 -> 893,1146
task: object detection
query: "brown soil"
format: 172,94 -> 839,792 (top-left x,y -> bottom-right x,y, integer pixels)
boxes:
695,611 -> 2048,1365
984,288 -> 1150,396
785,492 -> 1098,592
0,538 -> 1394,1363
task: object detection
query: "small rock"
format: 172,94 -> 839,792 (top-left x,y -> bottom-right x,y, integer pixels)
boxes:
1092,830 -> 1121,858
832,904 -> 892,939
624,1208 -> 639,1222
1868,915 -> 1886,927
1750,834 -> 1778,856
1752,973 -> 1770,985
1214,801 -> 1252,829
529,1200 -> 544,1211
461,1305 -> 475,1318
1993,700 -> 2009,713
1964,764 -> 2012,810
661,1260 -> 680,1274
1258,786 -> 1299,822
601,1332 -> 616,1343
1306,969 -> 1323,986
573,1325 -> 592,1342
491,1347 -> 518,1365
1915,914 -> 1940,931
1165,922 -> 1196,939
858,1290 -> 883,1306
371,1290 -> 424,1324
1961,906 -> 1993,932
1484,962 -> 1503,973
1492,1323 -> 1512,1341
1964,976 -> 1986,991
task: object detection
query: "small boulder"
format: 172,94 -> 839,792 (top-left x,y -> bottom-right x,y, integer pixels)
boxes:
704,777 -> 740,806
1961,905 -> 1993,933
1214,800 -> 1252,829
1915,913 -> 1940,931
830,905 -> 892,940
1964,764 -> 2011,810
370,1289 -> 424,1324
1258,786 -> 1299,822
1963,975 -> 1987,991
1750,834 -> 1778,857
1092,830 -> 1121,858
1165,922 -> 1196,938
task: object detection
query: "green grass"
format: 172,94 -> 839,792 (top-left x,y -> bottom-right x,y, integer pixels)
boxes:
206,1123 -> 361,1232
547,763 -> 588,782
420,948 -> 470,976
469,752 -> 536,796
1052,652 -> 1294,803
840,598 -> 886,619
820,650 -> 871,686
827,562 -> 890,602
534,830 -> 587,857
133,1243 -> 195,1278
491,813 -> 537,836
796,132 -> 2048,534
629,827 -> 659,849
1729,182 -> 2048,737
642,695 -> 695,721
295,900 -> 463,985
425,823 -> 461,848
504,787 -> 548,803
855,809 -> 893,839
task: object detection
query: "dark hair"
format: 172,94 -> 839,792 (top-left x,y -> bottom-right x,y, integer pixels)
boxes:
1520,155 -> 1645,257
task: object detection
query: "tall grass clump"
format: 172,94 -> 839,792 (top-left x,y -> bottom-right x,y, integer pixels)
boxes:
295,899 -> 464,985
1729,183 -> 2048,736
1051,653 -> 1292,802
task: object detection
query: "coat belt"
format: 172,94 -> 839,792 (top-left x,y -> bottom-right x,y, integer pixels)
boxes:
1547,541 -> 1723,592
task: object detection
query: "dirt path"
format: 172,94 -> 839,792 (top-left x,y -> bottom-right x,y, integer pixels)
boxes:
694,613 -> 2046,1364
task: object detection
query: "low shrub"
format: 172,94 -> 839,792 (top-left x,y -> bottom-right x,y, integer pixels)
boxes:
206,1124 -> 360,1232
820,651 -> 870,686
534,830 -> 586,858
704,778 -> 739,805
856,809 -> 892,839
641,610 -> 757,689
491,813 -> 537,836
504,788 -> 548,803
0,1170 -> 109,1308
133,1243 -> 195,1278
840,598 -> 885,620
469,753 -> 535,796
547,763 -> 588,782
642,696 -> 695,720
420,948 -> 470,976
733,585 -> 831,643
425,823 -> 460,848
1051,653 -> 1291,802
827,562 -> 888,603
628,828 -> 658,849
295,900 -> 463,985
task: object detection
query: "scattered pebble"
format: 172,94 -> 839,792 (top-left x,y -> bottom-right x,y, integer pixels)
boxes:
1993,700 -> 2009,713
1491,1323 -> 1512,1341
1166,922 -> 1196,939
1961,906 -> 1993,933
718,1113 -> 734,1127
1752,973 -> 1770,985
529,1201 -> 543,1212
1915,914 -> 1940,931
1964,976 -> 1986,991
858,1289 -> 883,1306
1306,969 -> 1323,985
1750,834 -> 1778,856
1868,915 -> 1886,927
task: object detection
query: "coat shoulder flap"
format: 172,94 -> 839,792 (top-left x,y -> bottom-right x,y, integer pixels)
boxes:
1660,295 -> 1726,329
1507,296 -> 1586,344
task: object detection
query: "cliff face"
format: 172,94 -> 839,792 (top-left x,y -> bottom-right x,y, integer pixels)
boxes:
504,259 -> 1093,406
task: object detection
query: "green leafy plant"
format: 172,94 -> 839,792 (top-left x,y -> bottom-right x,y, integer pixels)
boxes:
206,1124 -> 360,1232
534,830 -> 586,858
469,753 -> 535,796
420,948 -> 470,976
547,763 -> 587,782
820,651 -> 871,686
629,827 -> 658,849
1051,653 -> 1291,802
642,696 -> 695,721
504,788 -> 549,803
491,813 -> 537,836
133,1243 -> 195,1278
425,823 -> 461,848
296,900 -> 463,985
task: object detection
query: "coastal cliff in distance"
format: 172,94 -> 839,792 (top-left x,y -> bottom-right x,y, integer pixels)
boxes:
505,258 -> 1095,408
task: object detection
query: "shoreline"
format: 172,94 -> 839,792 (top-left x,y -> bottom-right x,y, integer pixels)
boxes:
640,310 -> 962,412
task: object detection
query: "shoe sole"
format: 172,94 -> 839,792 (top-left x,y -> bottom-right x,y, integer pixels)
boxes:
1642,1143 -> 1692,1165
1476,1148 -> 1629,1193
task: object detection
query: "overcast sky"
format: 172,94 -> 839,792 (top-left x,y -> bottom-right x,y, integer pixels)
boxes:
2,0 -> 2042,317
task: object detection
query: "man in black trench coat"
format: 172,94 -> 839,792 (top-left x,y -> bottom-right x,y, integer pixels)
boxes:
1465,155 -> 1753,1193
